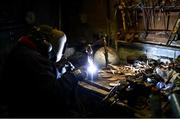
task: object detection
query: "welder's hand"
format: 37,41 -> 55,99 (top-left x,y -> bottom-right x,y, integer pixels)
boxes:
55,57 -> 75,74
72,66 -> 87,80
60,61 -> 75,74
55,57 -> 68,68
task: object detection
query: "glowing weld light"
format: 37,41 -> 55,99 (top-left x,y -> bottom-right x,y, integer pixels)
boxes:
87,57 -> 97,74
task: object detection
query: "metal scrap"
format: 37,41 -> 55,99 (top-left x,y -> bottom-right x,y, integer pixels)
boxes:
97,56 -> 180,118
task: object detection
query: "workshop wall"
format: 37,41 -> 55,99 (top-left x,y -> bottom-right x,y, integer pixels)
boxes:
59,0 -> 180,65
0,0 -> 61,79
118,41 -> 180,64
61,0 -> 112,46
0,0 -> 179,61
0,0 -> 60,50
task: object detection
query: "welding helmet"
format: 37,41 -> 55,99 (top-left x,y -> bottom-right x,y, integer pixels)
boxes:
30,25 -> 67,62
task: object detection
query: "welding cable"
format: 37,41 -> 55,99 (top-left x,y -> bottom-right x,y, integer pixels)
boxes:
102,85 -> 119,102
102,83 -> 128,102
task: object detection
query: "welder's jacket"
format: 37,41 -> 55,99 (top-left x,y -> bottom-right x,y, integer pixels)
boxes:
1,36 -> 67,117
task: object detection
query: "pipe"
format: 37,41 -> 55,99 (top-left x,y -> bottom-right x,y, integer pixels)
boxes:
168,92 -> 180,118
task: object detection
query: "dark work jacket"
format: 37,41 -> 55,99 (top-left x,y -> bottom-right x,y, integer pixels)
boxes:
1,37 -> 68,117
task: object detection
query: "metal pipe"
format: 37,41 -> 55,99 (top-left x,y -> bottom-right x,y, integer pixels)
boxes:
168,93 -> 180,118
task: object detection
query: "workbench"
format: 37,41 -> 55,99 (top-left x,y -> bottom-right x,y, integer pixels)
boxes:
77,64 -> 172,118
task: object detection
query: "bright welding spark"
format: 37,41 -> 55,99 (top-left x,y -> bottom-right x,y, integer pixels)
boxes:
87,57 -> 97,74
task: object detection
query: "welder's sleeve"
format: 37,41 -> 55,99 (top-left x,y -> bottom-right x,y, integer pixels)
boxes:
8,49 -> 68,116
24,52 -> 64,98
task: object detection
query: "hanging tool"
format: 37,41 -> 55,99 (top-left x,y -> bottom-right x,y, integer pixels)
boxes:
119,0 -> 127,32
152,0 -> 156,29
140,0 -> 148,34
166,12 -> 170,31
166,13 -> 180,46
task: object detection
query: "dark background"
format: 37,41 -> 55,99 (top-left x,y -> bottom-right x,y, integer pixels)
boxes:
0,0 -> 111,50
0,0 -> 179,59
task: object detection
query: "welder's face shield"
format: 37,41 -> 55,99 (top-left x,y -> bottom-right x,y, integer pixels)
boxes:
48,29 -> 67,63
37,25 -> 67,62
55,34 -> 67,62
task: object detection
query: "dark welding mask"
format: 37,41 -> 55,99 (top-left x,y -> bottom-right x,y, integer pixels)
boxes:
30,25 -> 67,62
50,29 -> 67,62
49,29 -> 67,62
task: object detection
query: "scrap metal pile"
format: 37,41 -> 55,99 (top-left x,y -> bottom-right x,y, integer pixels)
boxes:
98,56 -> 180,118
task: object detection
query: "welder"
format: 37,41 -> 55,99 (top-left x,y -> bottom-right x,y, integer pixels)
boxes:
0,24 -> 79,117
